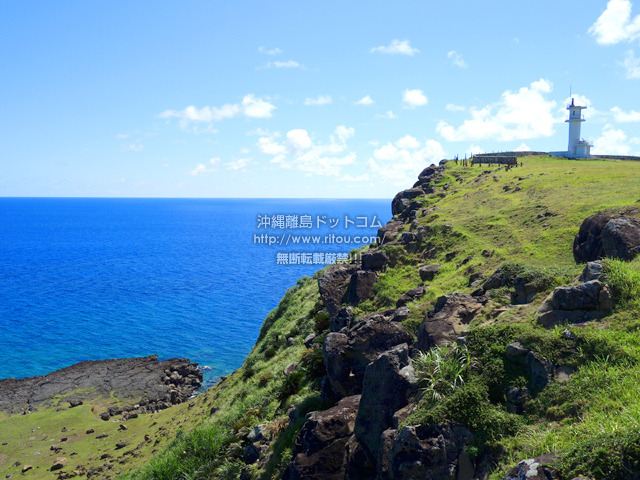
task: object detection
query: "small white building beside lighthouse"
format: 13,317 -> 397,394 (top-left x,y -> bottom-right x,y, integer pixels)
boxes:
551,98 -> 593,158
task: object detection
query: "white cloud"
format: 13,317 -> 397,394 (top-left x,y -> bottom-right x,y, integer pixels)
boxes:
592,124 -> 634,155
367,136 -> 446,186
304,95 -> 332,106
258,126 -> 356,176
436,79 -> 558,142
242,94 -> 276,118
258,46 -> 282,55
355,95 -> 374,106
396,134 -> 420,149
402,89 -> 428,108
189,157 -> 221,176
160,95 -> 275,129
515,143 -> 531,151
447,50 -> 468,68
258,60 -> 302,69
125,143 -> 143,152
375,110 -> 398,119
589,0 -> 640,44
115,133 -> 129,139
446,103 -> 466,112
611,106 -> 640,121
370,39 -> 419,56
225,158 -> 251,171
338,173 -> 371,182
466,145 -> 485,156
620,49 -> 640,78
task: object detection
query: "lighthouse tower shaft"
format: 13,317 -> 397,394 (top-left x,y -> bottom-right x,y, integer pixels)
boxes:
566,100 -> 585,155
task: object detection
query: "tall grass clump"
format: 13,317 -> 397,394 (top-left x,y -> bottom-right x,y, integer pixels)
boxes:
414,343 -> 472,403
602,258 -> 640,310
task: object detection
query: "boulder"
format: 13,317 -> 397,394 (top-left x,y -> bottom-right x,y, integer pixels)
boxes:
377,221 -> 403,246
536,280 -> 611,328
381,424 -> 473,480
396,286 -> 427,307
419,264 -> 441,282
331,307 -> 354,332
318,264 -> 359,318
601,216 -> 640,261
392,188 -> 424,216
323,317 -> 413,398
573,213 -> 614,262
512,277 -> 540,304
51,457 -> 68,471
354,344 -> 417,460
284,395 -> 360,480
243,443 -> 260,464
345,270 -> 378,306
579,261 -> 603,282
416,293 -> 487,351
361,251 -> 389,271
505,454 -> 560,480
390,307 -> 410,322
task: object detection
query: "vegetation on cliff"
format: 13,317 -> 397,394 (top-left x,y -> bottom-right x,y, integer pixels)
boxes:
2,155 -> 640,480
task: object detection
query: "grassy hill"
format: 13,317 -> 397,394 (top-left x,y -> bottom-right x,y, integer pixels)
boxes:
3,155 -> 640,480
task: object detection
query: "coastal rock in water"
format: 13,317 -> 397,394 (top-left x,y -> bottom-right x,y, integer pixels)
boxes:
284,395 -> 360,480
416,293 -> 487,351
318,264 -> 359,318
0,355 -> 202,415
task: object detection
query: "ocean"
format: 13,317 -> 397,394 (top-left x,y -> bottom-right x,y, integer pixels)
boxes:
0,198 -> 390,385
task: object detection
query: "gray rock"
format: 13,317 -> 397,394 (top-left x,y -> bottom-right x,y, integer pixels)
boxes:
323,317 -> 413,398
243,443 -> 260,464
505,453 -> 560,480
396,286 -> 427,307
579,261 -> 603,282
381,424 -> 473,480
505,342 -> 528,358
247,424 -> 266,443
284,395 -> 360,480
331,307 -> 354,332
418,264 -> 441,282
284,363 -> 299,375
0,355 -> 202,415
601,216 -> 640,261
377,221 -> 403,246
345,270 -> 378,306
361,251 -> 389,271
390,307 -> 410,322
354,344 -> 417,460
536,280 -> 611,328
416,293 -> 487,351
304,333 -> 317,348
392,188 -> 424,216
318,264 -> 359,318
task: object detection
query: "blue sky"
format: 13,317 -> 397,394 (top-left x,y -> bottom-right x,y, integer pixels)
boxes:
2,0 -> 640,198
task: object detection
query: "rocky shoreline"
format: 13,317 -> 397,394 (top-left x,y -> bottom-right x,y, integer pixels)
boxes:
0,355 -> 203,416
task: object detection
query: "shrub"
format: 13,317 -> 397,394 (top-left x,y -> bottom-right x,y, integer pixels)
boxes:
414,343 -> 472,403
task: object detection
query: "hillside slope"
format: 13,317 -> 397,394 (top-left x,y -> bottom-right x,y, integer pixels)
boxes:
121,155 -> 640,480
4,155 -> 640,480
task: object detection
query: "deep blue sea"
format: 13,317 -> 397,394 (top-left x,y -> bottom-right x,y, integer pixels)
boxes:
0,198 -> 390,385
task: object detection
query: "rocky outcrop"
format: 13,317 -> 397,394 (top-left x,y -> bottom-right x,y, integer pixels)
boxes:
0,355 -> 202,415
284,395 -> 360,480
345,270 -> 378,306
392,188 -> 424,216
573,211 -> 640,262
361,250 -> 389,271
536,280 -> 612,328
380,424 -> 474,480
377,221 -> 404,246
505,454 -> 560,480
396,286 -> 427,307
353,344 -> 417,461
416,293 -> 487,351
318,264 -> 359,318
323,317 -> 413,398
419,264 -> 441,282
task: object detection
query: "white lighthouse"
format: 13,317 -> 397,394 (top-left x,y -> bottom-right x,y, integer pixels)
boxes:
565,98 -> 592,158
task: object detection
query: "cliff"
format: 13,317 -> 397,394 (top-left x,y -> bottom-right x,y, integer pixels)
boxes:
3,155 -> 640,480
